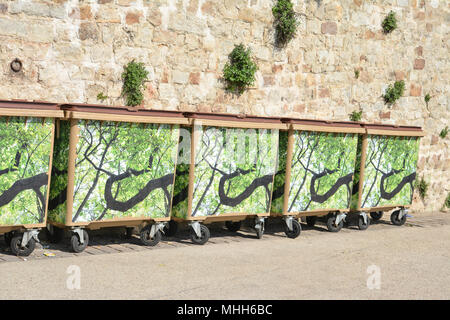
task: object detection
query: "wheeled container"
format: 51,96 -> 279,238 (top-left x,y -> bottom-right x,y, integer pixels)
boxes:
271,119 -> 364,237
0,100 -> 63,256
349,123 -> 424,227
171,112 -> 284,244
47,103 -> 188,252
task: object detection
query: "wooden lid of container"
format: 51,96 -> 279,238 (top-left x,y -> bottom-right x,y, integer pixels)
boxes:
363,123 -> 425,137
184,112 -> 286,129
282,118 -> 365,134
61,103 -> 189,125
0,99 -> 64,118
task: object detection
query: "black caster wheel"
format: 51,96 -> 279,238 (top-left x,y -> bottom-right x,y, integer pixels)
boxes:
163,220 -> 178,237
306,216 -> 317,227
326,214 -> 344,232
10,234 -> 36,256
390,210 -> 406,226
46,227 -> 64,243
140,225 -> 162,246
284,219 -> 301,239
358,216 -> 370,231
190,224 -> 210,245
256,227 -> 264,239
70,230 -> 89,253
4,232 -> 13,247
125,227 -> 134,239
370,211 -> 383,221
225,221 -> 241,232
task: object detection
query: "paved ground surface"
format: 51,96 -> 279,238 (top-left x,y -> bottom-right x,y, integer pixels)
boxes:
0,212 -> 449,299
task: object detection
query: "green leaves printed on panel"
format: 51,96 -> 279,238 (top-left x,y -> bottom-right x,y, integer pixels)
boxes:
286,132 -> 358,212
270,130 -> 288,214
48,120 -> 70,224
173,126 -> 279,218
359,135 -> 419,208
0,117 -> 52,225
70,121 -> 178,222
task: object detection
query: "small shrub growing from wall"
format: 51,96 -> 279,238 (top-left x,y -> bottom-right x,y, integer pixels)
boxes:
349,110 -> 362,122
440,126 -> 448,139
97,92 -> 108,102
383,80 -> 405,104
445,193 -> 450,209
223,44 -> 258,94
382,11 -> 397,34
272,0 -> 298,46
121,60 -> 149,107
415,176 -> 428,201
424,93 -> 431,104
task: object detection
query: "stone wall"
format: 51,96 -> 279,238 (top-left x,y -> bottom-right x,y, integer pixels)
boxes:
0,0 -> 448,213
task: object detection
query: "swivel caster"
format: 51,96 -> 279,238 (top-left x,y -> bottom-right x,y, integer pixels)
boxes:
254,217 -> 265,239
326,213 -> 345,232
190,222 -> 210,245
390,209 -> 407,226
10,233 -> 36,256
70,229 -> 89,253
140,224 -> 162,246
358,213 -> 370,231
284,217 -> 301,239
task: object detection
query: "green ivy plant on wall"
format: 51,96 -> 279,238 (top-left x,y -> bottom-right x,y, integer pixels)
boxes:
445,193 -> 450,209
384,80 -> 405,105
349,110 -> 362,122
121,60 -> 149,107
223,44 -> 258,94
382,11 -> 397,34
414,176 -> 428,201
440,126 -> 448,139
97,92 -> 108,103
272,0 -> 298,47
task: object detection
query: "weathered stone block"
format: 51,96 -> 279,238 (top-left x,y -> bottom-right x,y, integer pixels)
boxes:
321,22 -> 337,35
414,59 -> 425,70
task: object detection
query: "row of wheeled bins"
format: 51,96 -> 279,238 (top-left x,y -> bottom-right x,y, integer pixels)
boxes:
0,100 -> 424,255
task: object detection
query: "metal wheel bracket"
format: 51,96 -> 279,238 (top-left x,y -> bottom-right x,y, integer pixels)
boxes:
255,217 -> 265,231
20,229 -> 40,248
189,221 -> 202,238
335,213 -> 347,225
398,208 -> 408,220
360,212 -> 368,225
284,216 -> 294,232
72,228 -> 85,244
150,223 -> 166,238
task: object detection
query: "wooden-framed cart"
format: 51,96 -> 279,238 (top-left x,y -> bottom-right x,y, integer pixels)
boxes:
348,123 -> 424,227
47,103 -> 188,252
171,112 -> 286,244
0,100 -> 64,256
271,119 -> 365,237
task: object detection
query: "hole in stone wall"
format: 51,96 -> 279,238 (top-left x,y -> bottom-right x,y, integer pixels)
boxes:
10,58 -> 23,73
